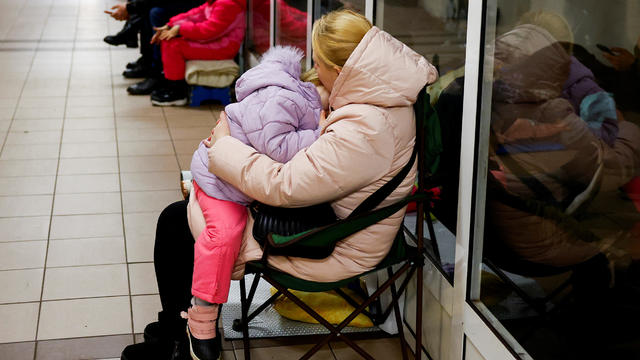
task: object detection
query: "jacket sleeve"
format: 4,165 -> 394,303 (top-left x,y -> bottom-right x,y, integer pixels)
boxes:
168,3 -> 206,26
245,95 -> 319,164
208,110 -> 395,207
175,0 -> 245,41
125,0 -> 148,16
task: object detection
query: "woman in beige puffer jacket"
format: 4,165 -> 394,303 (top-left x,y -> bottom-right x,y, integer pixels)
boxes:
194,10 -> 438,282
124,11 -> 437,359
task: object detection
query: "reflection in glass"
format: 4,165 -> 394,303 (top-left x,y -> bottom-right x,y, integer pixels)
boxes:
248,0 -> 271,59
275,0 -> 309,54
318,0 -> 366,16
380,0 -> 468,283
478,2 -> 640,358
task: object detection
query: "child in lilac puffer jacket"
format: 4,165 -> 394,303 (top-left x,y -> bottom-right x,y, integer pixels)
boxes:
183,46 -> 324,348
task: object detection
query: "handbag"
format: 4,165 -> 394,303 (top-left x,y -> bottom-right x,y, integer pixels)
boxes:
250,144 -> 418,259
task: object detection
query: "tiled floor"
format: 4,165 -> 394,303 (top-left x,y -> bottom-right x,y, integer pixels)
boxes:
0,0 -> 407,359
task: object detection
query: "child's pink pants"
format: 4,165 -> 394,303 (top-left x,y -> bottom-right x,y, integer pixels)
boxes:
191,181 -> 247,304
162,38 -> 229,81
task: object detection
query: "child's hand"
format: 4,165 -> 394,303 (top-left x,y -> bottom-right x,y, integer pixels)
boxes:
159,25 -> 180,41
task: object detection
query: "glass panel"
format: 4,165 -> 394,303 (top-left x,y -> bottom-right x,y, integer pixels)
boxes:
247,0 -> 271,64
475,0 -> 640,358
318,0 -> 366,16
275,0 -> 309,55
381,0 -> 469,284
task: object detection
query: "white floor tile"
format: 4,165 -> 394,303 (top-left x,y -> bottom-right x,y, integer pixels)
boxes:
38,297 -> 131,340
0,303 -> 39,343
46,237 -> 126,267
43,264 -> 129,300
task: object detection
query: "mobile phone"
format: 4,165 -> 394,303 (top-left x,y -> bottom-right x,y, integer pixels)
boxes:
596,43 -> 616,55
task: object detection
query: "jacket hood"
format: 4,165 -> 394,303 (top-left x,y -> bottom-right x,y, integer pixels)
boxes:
493,24 -> 570,104
234,45 -> 318,103
329,27 -> 438,109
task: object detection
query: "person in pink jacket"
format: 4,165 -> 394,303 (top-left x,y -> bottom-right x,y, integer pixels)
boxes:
120,9 -> 437,360
149,0 -> 246,106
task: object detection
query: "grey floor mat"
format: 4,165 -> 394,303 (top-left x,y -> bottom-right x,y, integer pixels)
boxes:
222,275 -> 380,339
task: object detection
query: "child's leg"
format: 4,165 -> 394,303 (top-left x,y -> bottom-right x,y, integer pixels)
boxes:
161,38 -> 233,80
191,181 -> 247,304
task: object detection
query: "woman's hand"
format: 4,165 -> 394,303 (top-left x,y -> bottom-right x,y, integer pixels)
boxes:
603,47 -> 636,71
104,3 -> 128,21
204,112 -> 231,148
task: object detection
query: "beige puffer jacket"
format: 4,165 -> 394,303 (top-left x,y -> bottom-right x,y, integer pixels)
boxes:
189,26 -> 438,282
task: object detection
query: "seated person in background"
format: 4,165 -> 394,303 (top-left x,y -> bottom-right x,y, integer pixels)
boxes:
104,0 -> 204,84
127,0 -> 205,95
149,0 -> 246,106
119,10 -> 437,360
185,45 -> 325,359
487,23 -> 640,269
518,11 -> 620,146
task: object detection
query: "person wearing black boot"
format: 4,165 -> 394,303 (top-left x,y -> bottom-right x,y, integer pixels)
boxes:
103,16 -> 141,48
147,0 -> 246,106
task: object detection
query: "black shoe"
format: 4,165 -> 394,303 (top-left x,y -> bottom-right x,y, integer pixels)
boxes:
185,326 -> 221,360
104,20 -> 138,48
127,56 -> 145,70
151,85 -> 188,106
123,64 -> 151,79
128,77 -> 163,95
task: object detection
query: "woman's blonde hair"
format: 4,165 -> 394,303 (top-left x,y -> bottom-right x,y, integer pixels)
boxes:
518,11 -> 574,46
300,68 -> 321,85
312,10 -> 372,69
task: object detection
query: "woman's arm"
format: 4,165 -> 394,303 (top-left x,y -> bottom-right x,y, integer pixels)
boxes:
167,3 -> 205,26
176,0 -> 246,41
209,110 -> 395,207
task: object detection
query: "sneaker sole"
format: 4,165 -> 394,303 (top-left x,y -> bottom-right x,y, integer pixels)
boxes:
151,98 -> 188,106
186,326 -> 222,360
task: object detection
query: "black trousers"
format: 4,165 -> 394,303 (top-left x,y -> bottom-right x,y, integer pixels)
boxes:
154,200 -> 195,339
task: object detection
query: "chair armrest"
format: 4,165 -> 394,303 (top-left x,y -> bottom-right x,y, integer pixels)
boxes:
267,193 -> 429,249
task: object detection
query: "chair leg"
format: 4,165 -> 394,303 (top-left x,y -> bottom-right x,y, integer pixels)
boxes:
388,267 -> 408,360
239,276 -> 251,360
415,263 -> 423,360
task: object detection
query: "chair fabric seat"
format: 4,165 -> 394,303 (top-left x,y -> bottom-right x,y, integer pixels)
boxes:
245,230 -> 412,292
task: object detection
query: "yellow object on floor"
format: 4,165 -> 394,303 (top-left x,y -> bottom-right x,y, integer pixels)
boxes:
271,287 -> 374,328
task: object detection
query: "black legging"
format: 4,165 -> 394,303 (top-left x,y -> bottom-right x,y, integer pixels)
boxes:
154,200 -> 195,339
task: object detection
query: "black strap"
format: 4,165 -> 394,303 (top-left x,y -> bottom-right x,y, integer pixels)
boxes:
348,144 -> 417,218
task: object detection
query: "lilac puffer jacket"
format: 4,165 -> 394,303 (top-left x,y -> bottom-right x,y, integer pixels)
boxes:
191,46 -> 322,205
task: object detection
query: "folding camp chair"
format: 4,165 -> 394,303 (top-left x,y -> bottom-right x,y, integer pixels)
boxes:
233,88 -> 441,360
482,143 -> 608,316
